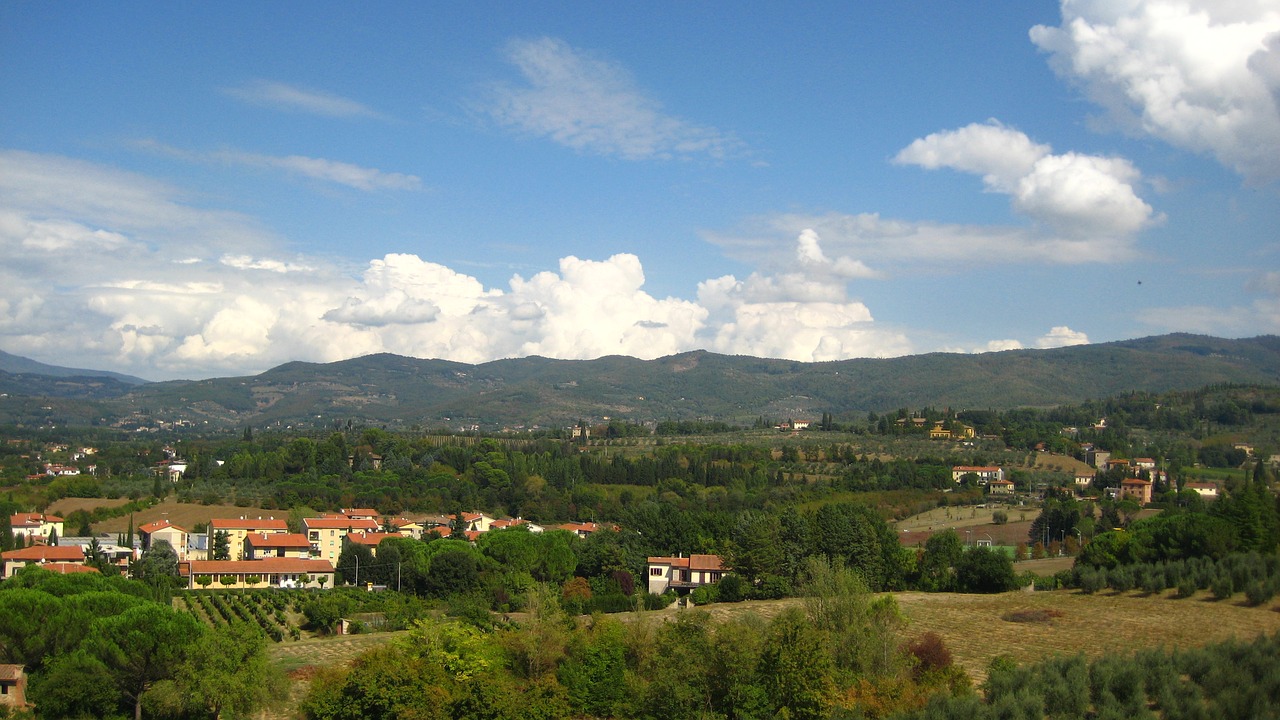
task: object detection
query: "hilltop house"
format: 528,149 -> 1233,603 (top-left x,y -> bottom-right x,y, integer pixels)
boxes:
1120,477 -> 1154,505
646,554 -> 725,595
951,466 -> 1005,485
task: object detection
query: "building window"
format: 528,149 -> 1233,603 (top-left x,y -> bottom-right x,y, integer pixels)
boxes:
650,567 -> 662,576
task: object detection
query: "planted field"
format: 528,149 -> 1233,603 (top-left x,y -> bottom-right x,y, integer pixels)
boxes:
176,589 -> 302,642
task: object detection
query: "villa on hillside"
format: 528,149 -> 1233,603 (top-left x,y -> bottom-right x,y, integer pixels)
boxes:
646,554 -> 725,595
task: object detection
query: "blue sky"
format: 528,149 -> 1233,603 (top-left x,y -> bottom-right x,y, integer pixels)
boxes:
1,1 -> 1278,380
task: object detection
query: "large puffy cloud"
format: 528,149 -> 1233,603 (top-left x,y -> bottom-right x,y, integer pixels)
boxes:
895,121 -> 1157,238
3,150 -> 921,378
486,37 -> 744,160
1031,1 -> 1280,180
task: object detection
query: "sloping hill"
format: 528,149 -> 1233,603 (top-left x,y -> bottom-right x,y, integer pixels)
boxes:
95,333 -> 1280,430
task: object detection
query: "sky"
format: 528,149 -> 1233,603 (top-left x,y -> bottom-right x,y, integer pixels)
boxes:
1,1 -> 1279,381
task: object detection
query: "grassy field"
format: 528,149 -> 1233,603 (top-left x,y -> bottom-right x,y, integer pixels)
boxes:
262,585 -> 1280,716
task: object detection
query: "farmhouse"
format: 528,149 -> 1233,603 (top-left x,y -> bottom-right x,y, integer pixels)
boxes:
646,554 -> 725,595
1185,482 -> 1219,498
951,466 -> 1005,485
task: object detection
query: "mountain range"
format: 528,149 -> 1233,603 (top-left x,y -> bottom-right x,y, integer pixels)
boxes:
2,334 -> 1278,431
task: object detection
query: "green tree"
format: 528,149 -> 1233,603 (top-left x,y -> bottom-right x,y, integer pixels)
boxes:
28,649 -> 121,719
83,602 -> 203,720
176,622 -> 283,720
212,529 -> 231,561
132,539 -> 182,592
955,546 -> 1016,593
729,509 -> 783,586
917,529 -> 964,592
759,607 -> 832,720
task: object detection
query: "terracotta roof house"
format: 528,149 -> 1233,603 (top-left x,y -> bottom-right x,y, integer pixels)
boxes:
491,517 -> 546,533
1185,482 -> 1219,498
951,466 -> 1005,485
557,521 -> 614,538
304,516 -> 379,564
138,519 -> 189,561
244,532 -> 313,560
340,508 -> 380,521
209,517 -> 288,561
344,531 -> 400,553
186,558 -> 335,590
1120,477 -> 1154,505
0,664 -> 28,710
10,513 -> 63,542
646,554 -> 725,595
2,545 -> 85,578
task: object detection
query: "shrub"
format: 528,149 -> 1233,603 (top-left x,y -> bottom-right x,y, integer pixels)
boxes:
1175,577 -> 1197,599
1107,567 -> 1134,593
690,583 -> 718,605
716,574 -> 746,603
905,632 -> 954,679
643,592 -> 676,610
1244,579 -> 1276,607
1211,574 -> 1234,600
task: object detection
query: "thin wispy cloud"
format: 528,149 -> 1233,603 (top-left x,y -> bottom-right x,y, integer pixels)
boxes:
223,79 -> 385,120
136,140 -> 422,192
486,37 -> 745,161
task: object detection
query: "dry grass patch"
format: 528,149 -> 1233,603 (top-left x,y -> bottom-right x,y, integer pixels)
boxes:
91,497 -> 286,533
895,589 -> 1280,683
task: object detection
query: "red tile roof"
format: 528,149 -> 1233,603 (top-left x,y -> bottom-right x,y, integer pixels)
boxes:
304,517 -> 379,531
42,562 -> 99,575
188,558 -> 334,574
245,532 -> 311,548
0,664 -> 21,681
2,545 -> 85,562
10,513 -> 61,528
345,532 -> 399,547
647,554 -> 724,571
209,518 -> 288,531
340,508 -> 380,518
139,519 -> 186,534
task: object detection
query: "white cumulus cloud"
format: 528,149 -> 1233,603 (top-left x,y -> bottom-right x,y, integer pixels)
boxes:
1031,1 -> 1280,180
895,121 -> 1158,238
486,37 -> 744,160
1036,325 -> 1090,348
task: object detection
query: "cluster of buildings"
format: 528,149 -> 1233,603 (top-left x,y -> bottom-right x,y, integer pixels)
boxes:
2,508 -> 620,590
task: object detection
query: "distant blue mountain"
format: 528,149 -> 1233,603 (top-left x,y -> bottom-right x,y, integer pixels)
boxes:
0,350 -> 149,385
